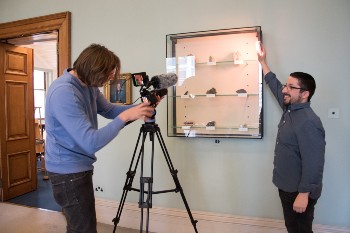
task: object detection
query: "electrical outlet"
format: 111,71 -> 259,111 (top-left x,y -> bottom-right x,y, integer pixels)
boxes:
95,186 -> 104,192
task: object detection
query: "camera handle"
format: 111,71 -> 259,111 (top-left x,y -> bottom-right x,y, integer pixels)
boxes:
112,122 -> 198,233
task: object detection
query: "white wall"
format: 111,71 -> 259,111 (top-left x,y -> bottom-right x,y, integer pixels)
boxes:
1,0 -> 349,228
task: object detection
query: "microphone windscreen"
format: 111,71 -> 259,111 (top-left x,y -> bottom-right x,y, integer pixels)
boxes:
153,73 -> 178,89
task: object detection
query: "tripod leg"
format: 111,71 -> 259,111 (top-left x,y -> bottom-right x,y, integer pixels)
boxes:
139,129 -> 155,233
146,206 -> 150,233
140,206 -> 144,233
114,123 -> 198,233
112,130 -> 147,233
155,128 -> 199,233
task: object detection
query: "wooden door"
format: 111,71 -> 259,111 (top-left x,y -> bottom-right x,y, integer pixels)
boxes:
0,42 -> 36,201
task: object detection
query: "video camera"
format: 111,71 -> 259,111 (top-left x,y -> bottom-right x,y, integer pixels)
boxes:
131,72 -> 169,107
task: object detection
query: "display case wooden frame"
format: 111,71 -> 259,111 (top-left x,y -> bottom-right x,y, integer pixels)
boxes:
166,26 -> 263,138
104,73 -> 132,105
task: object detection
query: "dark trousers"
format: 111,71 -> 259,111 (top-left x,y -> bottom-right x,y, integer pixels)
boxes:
279,189 -> 318,233
48,170 -> 97,233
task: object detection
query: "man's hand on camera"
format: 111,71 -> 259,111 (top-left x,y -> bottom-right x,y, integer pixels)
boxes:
118,102 -> 155,123
142,94 -> 164,107
154,94 -> 164,107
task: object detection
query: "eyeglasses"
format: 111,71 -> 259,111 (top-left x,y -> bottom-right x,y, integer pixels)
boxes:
281,84 -> 306,91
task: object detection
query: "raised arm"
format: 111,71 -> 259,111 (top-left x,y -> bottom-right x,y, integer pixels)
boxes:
257,43 -> 271,76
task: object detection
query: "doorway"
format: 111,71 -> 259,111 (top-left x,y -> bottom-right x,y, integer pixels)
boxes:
0,11 -> 71,75
4,33 -> 59,210
0,12 -> 71,206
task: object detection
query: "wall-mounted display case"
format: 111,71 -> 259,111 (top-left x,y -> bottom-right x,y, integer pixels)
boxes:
166,26 -> 263,138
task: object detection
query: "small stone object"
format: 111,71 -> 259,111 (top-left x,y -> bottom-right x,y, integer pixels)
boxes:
236,89 -> 247,93
206,121 -> 216,127
206,88 -> 217,94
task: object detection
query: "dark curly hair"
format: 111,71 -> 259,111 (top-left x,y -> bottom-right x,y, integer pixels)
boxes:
290,72 -> 316,101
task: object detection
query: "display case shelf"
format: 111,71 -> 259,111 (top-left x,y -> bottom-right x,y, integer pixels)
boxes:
195,59 -> 256,65
166,26 -> 263,138
169,94 -> 259,98
169,126 -> 261,138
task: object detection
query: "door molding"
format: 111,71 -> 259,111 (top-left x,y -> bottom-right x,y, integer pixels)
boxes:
0,11 -> 71,75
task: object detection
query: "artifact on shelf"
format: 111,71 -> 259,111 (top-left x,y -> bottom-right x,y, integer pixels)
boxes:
184,121 -> 194,126
182,91 -> 196,99
233,51 -> 244,64
236,88 -> 248,97
206,121 -> 216,127
206,88 -> 217,95
239,123 -> 249,132
236,89 -> 247,93
207,56 -> 216,65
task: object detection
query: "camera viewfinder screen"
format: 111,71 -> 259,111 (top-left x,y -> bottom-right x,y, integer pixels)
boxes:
132,72 -> 149,87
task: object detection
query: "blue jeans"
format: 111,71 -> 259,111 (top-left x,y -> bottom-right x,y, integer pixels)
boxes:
48,170 -> 97,233
279,189 -> 317,233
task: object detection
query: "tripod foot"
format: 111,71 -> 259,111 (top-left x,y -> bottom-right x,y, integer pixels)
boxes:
112,217 -> 120,233
192,219 -> 199,233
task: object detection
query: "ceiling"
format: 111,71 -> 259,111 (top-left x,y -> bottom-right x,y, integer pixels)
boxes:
4,31 -> 58,76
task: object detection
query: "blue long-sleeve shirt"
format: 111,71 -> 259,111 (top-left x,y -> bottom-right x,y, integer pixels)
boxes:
265,72 -> 326,199
45,69 -> 133,174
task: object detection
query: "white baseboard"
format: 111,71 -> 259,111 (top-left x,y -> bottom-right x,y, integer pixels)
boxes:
95,198 -> 350,233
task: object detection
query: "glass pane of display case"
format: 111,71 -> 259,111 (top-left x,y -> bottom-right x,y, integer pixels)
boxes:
166,26 -> 263,138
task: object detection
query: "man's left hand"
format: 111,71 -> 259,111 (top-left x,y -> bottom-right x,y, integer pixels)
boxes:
293,192 -> 309,213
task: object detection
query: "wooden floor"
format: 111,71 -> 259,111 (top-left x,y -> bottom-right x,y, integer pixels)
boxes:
0,202 -> 141,233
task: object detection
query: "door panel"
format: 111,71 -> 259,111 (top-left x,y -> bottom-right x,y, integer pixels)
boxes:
6,82 -> 28,139
0,42 -> 36,201
6,50 -> 28,75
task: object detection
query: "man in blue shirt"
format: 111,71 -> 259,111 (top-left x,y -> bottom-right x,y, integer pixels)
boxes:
257,44 -> 326,233
45,44 -> 158,233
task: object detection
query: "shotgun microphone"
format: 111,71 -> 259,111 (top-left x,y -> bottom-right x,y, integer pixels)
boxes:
148,73 -> 178,89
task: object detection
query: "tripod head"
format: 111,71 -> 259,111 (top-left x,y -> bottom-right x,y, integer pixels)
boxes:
145,109 -> 157,124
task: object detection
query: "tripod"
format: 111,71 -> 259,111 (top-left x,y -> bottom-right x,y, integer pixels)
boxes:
112,121 -> 198,233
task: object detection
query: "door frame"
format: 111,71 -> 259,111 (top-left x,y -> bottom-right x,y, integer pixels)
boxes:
0,11 -> 71,75
0,12 -> 70,200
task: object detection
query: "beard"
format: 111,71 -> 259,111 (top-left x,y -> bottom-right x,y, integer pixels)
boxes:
283,94 -> 291,106
283,94 -> 303,106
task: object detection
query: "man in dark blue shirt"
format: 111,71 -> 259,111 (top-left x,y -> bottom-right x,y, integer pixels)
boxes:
257,44 -> 326,233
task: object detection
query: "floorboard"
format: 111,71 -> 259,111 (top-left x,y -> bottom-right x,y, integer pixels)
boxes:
0,202 -> 146,233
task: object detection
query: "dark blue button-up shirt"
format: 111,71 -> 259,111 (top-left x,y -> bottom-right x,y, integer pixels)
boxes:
265,72 -> 326,199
